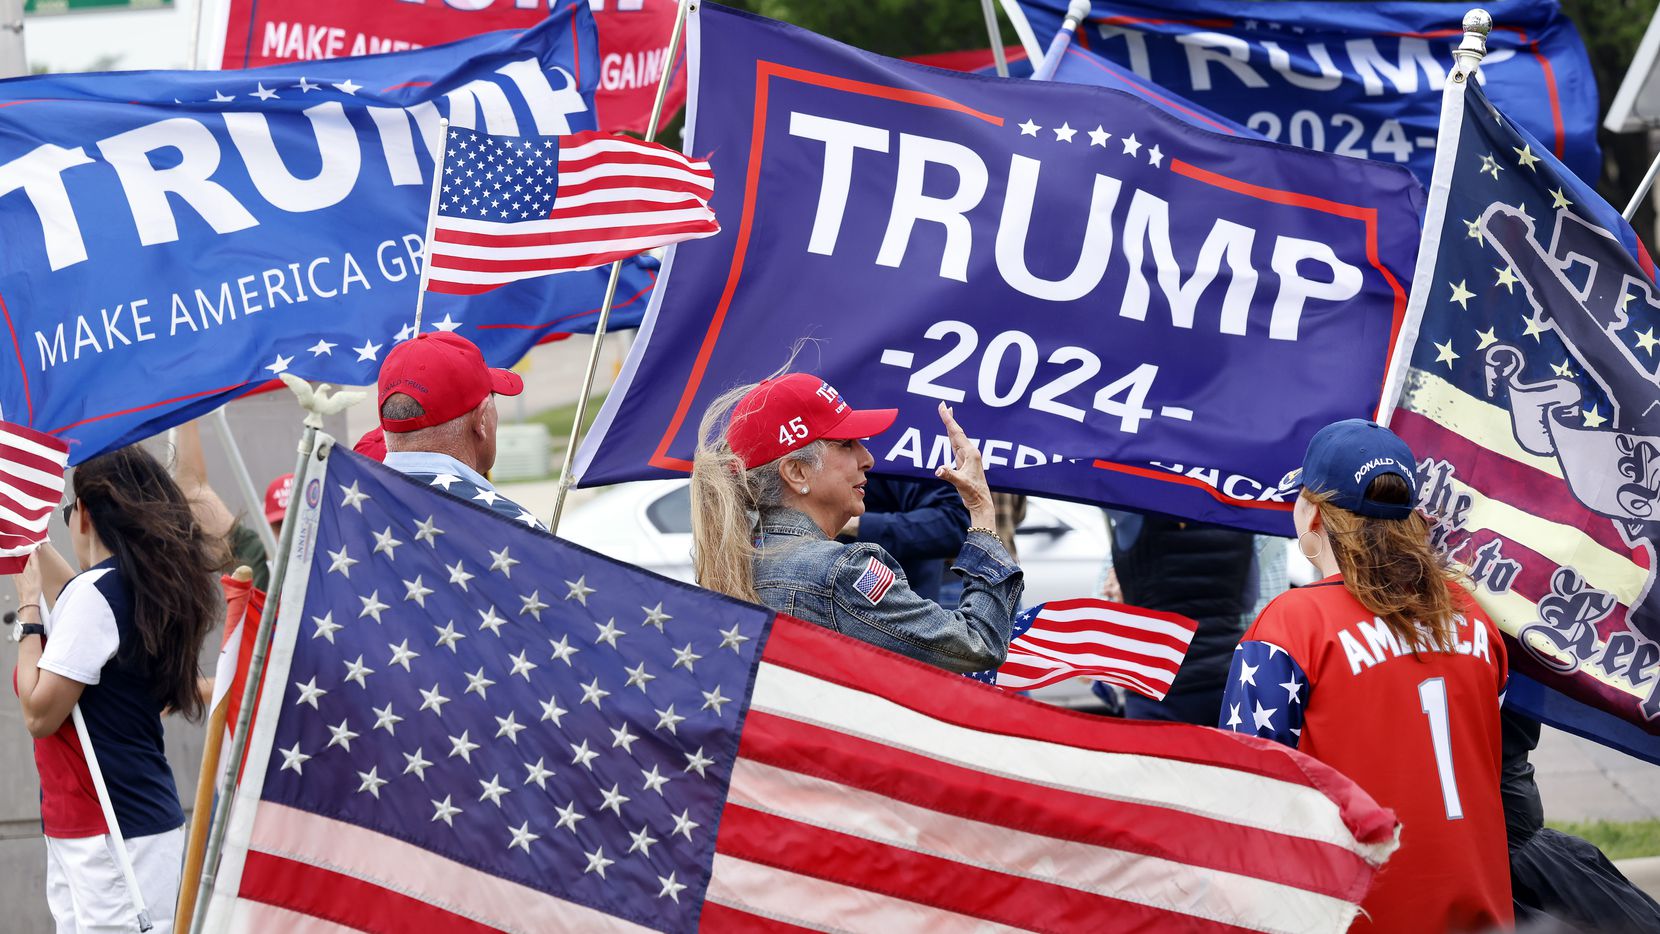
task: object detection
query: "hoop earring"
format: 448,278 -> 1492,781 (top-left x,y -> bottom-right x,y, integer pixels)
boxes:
1298,530 -> 1323,560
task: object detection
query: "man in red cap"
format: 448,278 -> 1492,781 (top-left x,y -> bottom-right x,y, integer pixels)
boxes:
376,332 -> 543,528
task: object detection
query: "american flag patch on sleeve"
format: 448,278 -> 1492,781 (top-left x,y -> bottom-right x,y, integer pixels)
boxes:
853,556 -> 896,605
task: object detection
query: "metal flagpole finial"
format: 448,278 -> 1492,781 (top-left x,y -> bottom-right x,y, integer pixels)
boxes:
279,373 -> 366,429
1454,9 -> 1492,77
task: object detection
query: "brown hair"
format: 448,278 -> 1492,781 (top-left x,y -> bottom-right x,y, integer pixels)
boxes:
1310,473 -> 1462,652
73,445 -> 220,721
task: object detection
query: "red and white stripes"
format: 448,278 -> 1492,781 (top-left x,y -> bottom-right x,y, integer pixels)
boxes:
712,616 -> 1400,933
0,421 -> 69,573
1000,598 -> 1199,698
425,131 -> 718,295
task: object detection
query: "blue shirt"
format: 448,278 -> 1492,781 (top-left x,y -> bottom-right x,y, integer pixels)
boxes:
383,450 -> 544,530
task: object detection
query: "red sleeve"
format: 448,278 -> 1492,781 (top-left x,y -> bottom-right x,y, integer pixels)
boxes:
1242,591 -> 1306,658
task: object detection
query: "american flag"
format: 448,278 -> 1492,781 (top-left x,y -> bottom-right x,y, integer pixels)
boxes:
851,555 -> 895,605
201,446 -> 1398,932
967,598 -> 1198,698
209,574 -> 266,758
0,420 -> 68,574
1384,76 -> 1660,761
424,127 -> 718,295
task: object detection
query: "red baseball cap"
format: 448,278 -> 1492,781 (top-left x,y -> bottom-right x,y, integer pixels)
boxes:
377,332 -> 522,432
353,426 -> 387,462
263,473 -> 294,525
726,374 -> 897,469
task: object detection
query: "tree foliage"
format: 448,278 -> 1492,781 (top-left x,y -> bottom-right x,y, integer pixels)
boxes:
719,0 -> 1015,59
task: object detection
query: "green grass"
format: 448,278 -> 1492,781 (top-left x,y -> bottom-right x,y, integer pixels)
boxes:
522,392 -> 609,456
1546,819 -> 1660,860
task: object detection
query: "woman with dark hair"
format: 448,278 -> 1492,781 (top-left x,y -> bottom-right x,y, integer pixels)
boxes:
1220,419 -> 1511,933
10,444 -> 220,933
689,372 -> 1020,672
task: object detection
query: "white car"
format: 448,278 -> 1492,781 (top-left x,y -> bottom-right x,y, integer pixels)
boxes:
559,481 -> 1309,711
558,478 -> 1110,604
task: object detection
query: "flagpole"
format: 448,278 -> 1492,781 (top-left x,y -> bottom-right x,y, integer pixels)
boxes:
1032,0 -> 1090,81
1623,151 -> 1660,221
412,117 -> 453,334
547,0 -> 691,534
175,565 -> 252,927
67,698 -> 153,930
978,0 -> 1009,77
187,377 -> 363,934
212,408 -> 279,556
1377,9 -> 1486,427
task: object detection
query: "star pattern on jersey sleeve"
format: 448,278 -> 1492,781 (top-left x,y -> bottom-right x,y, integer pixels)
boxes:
1220,640 -> 1308,748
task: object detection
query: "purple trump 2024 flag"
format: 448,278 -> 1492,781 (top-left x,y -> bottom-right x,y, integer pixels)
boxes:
574,3 -> 1424,535
202,442 -> 1400,931
1383,73 -> 1660,763
0,4 -> 657,464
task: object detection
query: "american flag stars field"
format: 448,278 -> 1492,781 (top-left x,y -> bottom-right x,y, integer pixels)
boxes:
229,449 -> 769,931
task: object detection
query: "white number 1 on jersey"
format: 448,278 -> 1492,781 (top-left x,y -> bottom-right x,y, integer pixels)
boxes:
1417,677 -> 1465,820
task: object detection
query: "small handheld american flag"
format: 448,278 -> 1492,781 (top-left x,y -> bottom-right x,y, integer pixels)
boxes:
0,420 -> 69,574
968,598 -> 1200,699
423,127 -> 718,296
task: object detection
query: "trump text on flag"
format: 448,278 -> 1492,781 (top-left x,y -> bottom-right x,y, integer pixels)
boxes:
577,5 -> 1423,535
0,9 -> 659,461
1001,0 -> 1601,186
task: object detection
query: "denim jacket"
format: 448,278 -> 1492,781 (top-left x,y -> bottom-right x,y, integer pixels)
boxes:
753,508 -> 1021,673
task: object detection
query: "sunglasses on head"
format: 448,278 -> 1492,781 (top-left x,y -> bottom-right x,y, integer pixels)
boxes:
61,499 -> 75,525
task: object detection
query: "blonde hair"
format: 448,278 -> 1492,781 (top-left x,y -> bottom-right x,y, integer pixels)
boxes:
1310,474 -> 1463,653
690,379 -> 825,602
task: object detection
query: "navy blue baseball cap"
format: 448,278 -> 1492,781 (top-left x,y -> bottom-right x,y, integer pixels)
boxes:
1287,419 -> 1419,520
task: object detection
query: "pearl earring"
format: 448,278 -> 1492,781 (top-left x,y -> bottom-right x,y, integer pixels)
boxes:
799,486 -> 809,494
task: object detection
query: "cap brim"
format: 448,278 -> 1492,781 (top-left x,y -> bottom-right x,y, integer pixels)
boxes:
824,407 -> 898,440
489,368 -> 524,396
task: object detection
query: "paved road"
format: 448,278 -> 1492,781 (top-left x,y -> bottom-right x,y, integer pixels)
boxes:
1535,726 -> 1660,824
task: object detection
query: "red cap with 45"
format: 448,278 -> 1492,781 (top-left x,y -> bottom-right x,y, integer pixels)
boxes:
726,373 -> 898,469
377,332 -> 523,432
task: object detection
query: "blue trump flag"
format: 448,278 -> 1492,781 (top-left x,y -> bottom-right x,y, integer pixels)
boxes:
948,38 -> 1252,135
1385,70 -> 1660,762
1047,50 -> 1249,136
1002,0 -> 1600,186
0,2 -> 656,463
575,4 -> 1424,535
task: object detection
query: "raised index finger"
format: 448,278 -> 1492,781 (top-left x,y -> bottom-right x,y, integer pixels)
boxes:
938,402 -> 969,443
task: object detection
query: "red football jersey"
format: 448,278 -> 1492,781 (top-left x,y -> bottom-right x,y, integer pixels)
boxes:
1226,576 -> 1511,933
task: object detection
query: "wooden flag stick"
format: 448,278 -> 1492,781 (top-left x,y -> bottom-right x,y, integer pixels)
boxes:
547,0 -> 692,534
175,565 -> 254,926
